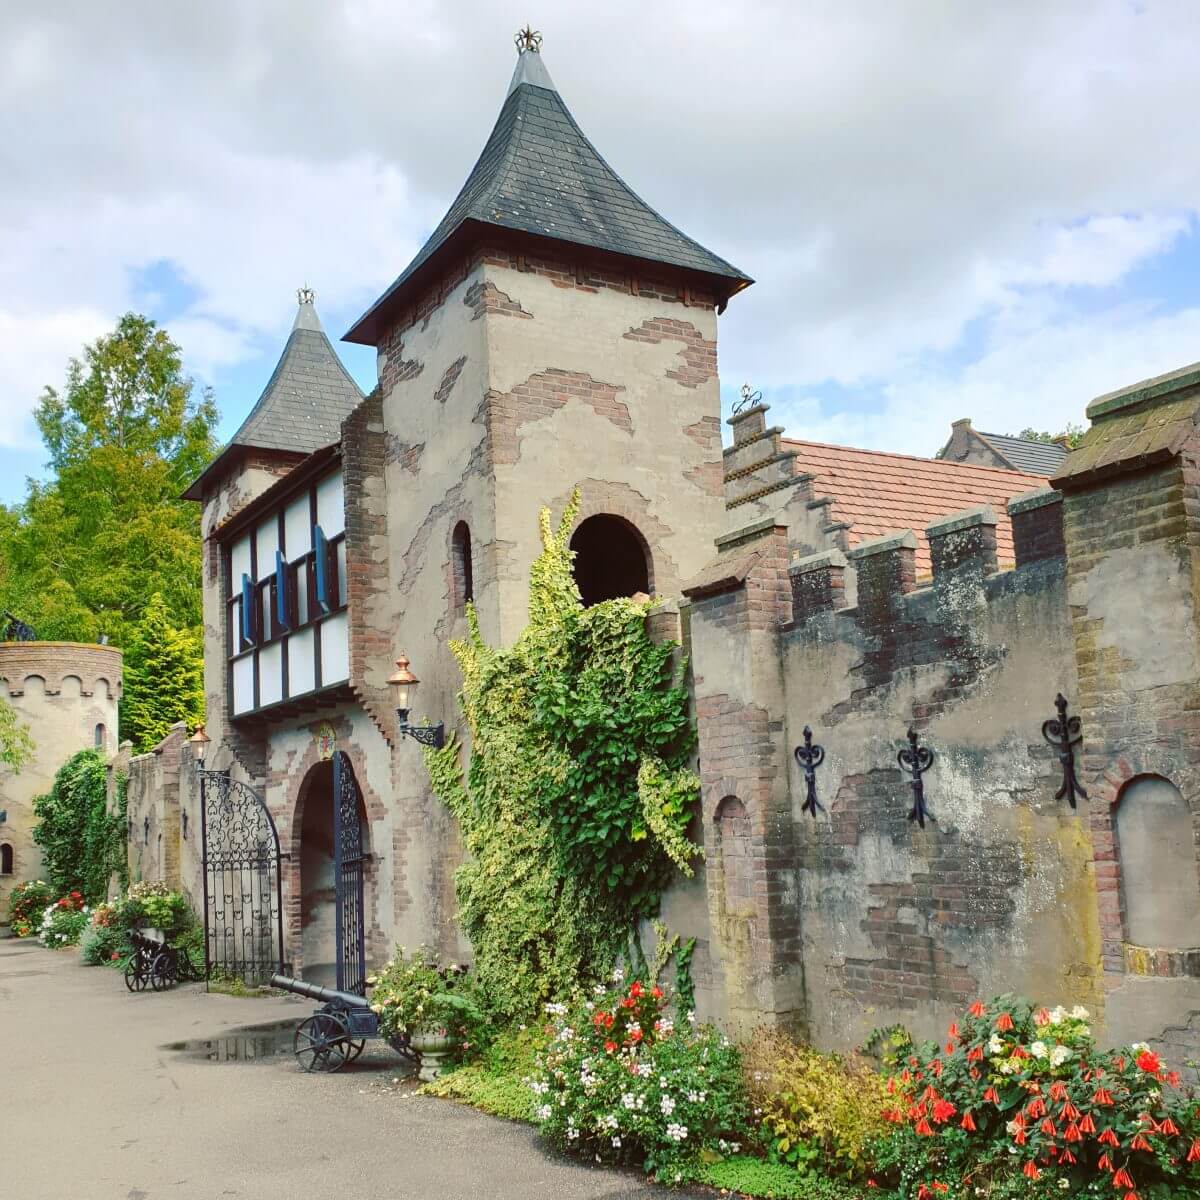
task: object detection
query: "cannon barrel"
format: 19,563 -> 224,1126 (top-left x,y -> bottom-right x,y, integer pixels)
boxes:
269,973 -> 367,1010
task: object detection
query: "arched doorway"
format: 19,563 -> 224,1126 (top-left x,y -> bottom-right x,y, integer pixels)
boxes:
570,514 -> 651,606
297,754 -> 370,989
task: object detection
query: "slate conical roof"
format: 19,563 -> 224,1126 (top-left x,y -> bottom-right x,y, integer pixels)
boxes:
345,42 -> 751,345
183,291 -> 364,500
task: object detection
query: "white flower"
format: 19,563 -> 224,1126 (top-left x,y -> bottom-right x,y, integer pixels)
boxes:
660,1094 -> 676,1116
988,1034 -> 1004,1054
536,1104 -> 552,1121
1131,1041 -> 1150,1053
665,1122 -> 688,1142
1071,1006 -> 1090,1020
600,1114 -> 619,1130
686,1010 -> 696,1025
1058,1180 -> 1070,1191
1006,1119 -> 1022,1135
1049,1045 -> 1071,1067
611,1136 -> 621,1148
612,966 -> 625,982
1031,1041 -> 1048,1058
621,1092 -> 637,1110
1050,1006 -> 1067,1024
566,1127 -> 579,1142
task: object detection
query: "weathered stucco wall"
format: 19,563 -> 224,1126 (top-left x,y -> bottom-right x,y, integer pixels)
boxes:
0,642 -> 121,916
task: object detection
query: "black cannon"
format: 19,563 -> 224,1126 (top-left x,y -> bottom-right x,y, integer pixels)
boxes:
124,930 -> 204,992
269,974 -> 416,1073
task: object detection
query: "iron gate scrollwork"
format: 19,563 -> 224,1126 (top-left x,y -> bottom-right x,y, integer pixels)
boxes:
332,750 -> 367,996
199,770 -> 284,987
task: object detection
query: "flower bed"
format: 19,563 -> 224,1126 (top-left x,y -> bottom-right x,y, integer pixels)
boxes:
38,891 -> 89,947
8,879 -> 54,937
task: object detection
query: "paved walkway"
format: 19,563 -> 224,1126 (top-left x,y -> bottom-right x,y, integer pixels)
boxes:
4,938 -> 693,1200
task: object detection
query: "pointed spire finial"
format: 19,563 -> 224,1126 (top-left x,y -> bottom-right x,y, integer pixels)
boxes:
514,25 -> 542,54
297,284 -> 315,306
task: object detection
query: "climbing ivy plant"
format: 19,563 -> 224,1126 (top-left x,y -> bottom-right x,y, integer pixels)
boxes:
425,494 -> 701,1019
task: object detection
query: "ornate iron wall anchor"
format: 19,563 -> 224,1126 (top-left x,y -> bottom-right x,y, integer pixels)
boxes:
898,728 -> 934,828
1042,692 -> 1087,809
793,726 -> 825,818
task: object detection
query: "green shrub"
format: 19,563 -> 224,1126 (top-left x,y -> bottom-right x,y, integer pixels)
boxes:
368,947 -> 484,1060
530,973 -> 749,1182
744,1028 -> 890,1179
872,995 -> 1200,1198
8,879 -> 53,936
422,1024 -> 550,1122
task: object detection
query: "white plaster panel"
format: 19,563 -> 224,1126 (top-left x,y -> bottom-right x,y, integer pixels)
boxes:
284,494 -> 312,557
232,655 -> 254,714
316,470 -> 345,538
230,534 -> 252,586
255,516 -> 279,580
288,629 -> 315,696
258,642 -> 283,707
320,612 -> 349,684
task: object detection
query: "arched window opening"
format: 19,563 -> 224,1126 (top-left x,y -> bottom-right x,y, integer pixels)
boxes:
569,514 -> 651,607
1116,775 -> 1200,949
452,521 -> 474,611
0,844 -> 12,875
714,796 -> 753,916
94,723 -> 106,750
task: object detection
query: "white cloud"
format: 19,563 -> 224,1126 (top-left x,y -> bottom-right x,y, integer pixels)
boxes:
1,0 -> 1200,458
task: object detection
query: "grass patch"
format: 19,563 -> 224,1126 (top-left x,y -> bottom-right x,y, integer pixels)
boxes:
420,1063 -> 536,1122
686,1157 -> 869,1199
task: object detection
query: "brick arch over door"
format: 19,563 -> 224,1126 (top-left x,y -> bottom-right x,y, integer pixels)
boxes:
281,723 -> 389,978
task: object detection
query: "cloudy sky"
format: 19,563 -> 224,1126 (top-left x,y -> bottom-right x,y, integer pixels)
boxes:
2,1 -> 1198,503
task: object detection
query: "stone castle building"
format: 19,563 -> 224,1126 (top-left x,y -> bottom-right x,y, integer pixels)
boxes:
0,640 -> 121,916
144,35 -> 1200,1062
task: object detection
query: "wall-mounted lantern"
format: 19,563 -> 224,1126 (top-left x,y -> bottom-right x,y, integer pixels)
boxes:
188,724 -> 211,769
387,655 -> 445,749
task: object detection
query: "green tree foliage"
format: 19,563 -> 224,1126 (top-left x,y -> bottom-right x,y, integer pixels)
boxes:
0,696 -> 33,771
120,592 -> 204,751
32,749 -> 125,902
1016,423 -> 1085,449
0,313 -> 216,645
424,494 -> 701,1019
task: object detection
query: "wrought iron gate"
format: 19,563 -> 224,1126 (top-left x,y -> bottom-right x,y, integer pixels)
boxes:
199,771 -> 284,987
332,751 -> 367,995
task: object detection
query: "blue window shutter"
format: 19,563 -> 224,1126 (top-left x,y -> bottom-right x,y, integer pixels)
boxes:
240,573 -> 256,644
275,550 -> 290,629
314,525 -> 331,613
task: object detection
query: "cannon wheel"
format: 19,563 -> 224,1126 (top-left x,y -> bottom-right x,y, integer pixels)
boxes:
150,950 -> 175,991
294,1012 -> 350,1073
124,958 -> 148,992
343,1039 -> 366,1063
388,1033 -> 419,1065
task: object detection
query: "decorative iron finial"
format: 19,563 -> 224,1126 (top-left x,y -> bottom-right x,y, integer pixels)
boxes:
1042,692 -> 1087,809
794,725 -> 826,818
733,382 -> 762,415
898,727 -> 935,828
514,25 -> 542,53
297,285 -> 315,306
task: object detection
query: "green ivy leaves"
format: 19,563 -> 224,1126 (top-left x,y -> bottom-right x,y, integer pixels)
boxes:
423,494 -> 701,1019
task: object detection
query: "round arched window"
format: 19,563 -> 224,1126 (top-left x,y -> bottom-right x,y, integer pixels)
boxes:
569,514 -> 651,606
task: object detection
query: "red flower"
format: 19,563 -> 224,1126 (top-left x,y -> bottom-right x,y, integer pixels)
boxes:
932,1099 -> 956,1123
1013,1128 -> 1027,1145
960,1110 -> 976,1132
1060,1149 -> 1076,1165
1130,1133 -> 1152,1152
1063,1122 -> 1082,1143
1167,1070 -> 1181,1087
921,1084 -> 939,1102
1098,1152 -> 1113,1171
650,985 -> 662,1000
945,1041 -> 955,1055
1186,1138 -> 1200,1163
983,1086 -> 1001,1104
593,1012 -> 607,1027
603,1040 -> 617,1054
996,1012 -> 1014,1032
914,1118 -> 934,1137
628,981 -> 643,999
947,1022 -> 959,1039
1112,1167 -> 1134,1189
882,1108 -> 903,1124
1049,1081 -> 1068,1102
1136,1049 -> 1161,1074
1158,1117 -> 1179,1137
1060,1100 -> 1079,1121
1040,1119 -> 1058,1137
1034,1007 -> 1051,1026
969,1000 -> 986,1017
629,1029 -> 643,1043
1026,1097 -> 1046,1119
1078,1113 -> 1096,1135
931,1059 -> 943,1078
1098,1129 -> 1120,1147
1093,1087 -> 1114,1106
966,1044 -> 984,1062
1022,1161 -> 1039,1180
620,998 -> 635,1010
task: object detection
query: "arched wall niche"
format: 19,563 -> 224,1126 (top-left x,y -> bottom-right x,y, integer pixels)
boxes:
1115,773 -> 1200,950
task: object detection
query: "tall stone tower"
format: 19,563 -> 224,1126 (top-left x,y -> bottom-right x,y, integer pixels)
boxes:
0,640 -> 122,918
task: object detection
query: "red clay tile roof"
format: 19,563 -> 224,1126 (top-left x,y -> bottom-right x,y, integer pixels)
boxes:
783,438 -> 1049,575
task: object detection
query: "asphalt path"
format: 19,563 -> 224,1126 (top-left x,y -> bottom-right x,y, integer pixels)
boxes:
3,936 -> 703,1200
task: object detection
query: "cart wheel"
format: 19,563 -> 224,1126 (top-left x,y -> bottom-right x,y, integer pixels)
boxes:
150,951 -> 174,991
344,1039 -> 366,1063
294,1013 -> 350,1073
124,959 -> 147,992
387,1033 -> 419,1064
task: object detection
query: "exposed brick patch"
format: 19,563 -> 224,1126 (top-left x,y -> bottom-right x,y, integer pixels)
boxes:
376,323 -> 424,395
342,391 -> 395,746
487,368 -> 631,466
684,459 -> 723,497
623,316 -> 718,389
684,415 -> 722,450
464,281 -> 531,321
1011,500 -> 1066,566
385,435 -> 425,476
435,355 -> 468,403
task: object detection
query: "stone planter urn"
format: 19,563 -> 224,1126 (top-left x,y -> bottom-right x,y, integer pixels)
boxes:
410,1030 -> 454,1082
